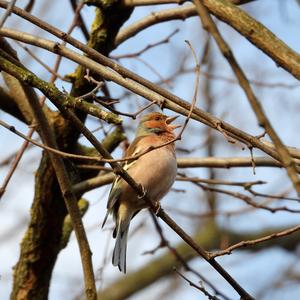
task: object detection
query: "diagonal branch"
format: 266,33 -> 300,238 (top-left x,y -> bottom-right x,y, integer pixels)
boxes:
0,51 -> 253,299
193,0 -> 300,197
0,27 -> 285,166
98,223 -> 299,300
0,5 -> 291,166
210,224 -> 300,258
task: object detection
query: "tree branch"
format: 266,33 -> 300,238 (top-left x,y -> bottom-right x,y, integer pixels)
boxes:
98,223 -> 299,300
0,51 -> 97,299
0,27 -> 286,167
193,0 -> 300,197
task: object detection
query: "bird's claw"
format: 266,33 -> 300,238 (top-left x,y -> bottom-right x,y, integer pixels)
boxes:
154,202 -> 161,215
138,185 -> 147,199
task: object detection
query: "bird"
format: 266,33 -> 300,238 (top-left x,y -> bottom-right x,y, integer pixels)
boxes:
102,112 -> 180,273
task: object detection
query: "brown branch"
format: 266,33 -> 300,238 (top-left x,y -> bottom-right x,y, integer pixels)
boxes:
177,176 -> 266,188
0,86 -> 25,122
202,0 -> 300,81
0,53 -> 253,299
115,1 -> 256,45
187,178 -> 300,214
210,225 -> 300,258
70,0 -> 89,40
118,0 -> 300,81
0,28 -> 284,165
16,42 -> 68,81
121,0 -> 187,6
71,155 -> 282,195
115,5 -> 196,46
147,210 -> 231,300
0,8 -> 288,165
193,0 -> 300,197
0,4 -> 297,171
177,157 -> 282,168
0,0 -> 17,27
0,2 -> 89,198
0,127 -> 32,199
98,223 -> 298,300
2,118 -> 289,174
0,52 -> 97,299
246,187 -> 300,203
121,0 -> 255,5
174,268 -> 221,300
0,37 -> 35,124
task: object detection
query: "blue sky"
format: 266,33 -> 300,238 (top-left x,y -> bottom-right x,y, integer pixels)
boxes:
0,0 -> 300,299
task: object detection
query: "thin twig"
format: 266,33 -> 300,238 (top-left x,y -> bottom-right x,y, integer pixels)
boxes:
174,268 -> 221,300
112,29 -> 179,59
148,211 -> 231,300
198,183 -> 300,213
193,0 -> 300,197
0,0 -> 17,27
0,3 -> 87,198
0,53 -> 97,298
210,225 -> 300,258
0,22 -> 287,164
70,0 -> 89,40
16,41 -> 68,81
0,52 -> 253,299
177,176 -> 266,188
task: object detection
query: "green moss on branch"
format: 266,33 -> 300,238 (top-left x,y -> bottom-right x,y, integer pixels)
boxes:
0,51 -> 121,125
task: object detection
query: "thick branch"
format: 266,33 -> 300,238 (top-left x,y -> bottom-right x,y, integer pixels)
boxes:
202,0 -> 300,80
0,43 -> 121,124
0,52 -> 97,299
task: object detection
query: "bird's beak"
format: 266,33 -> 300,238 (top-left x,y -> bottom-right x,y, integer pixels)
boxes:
166,115 -> 178,124
166,115 -> 181,130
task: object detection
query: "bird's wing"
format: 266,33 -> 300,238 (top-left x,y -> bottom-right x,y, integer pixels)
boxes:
104,136 -> 144,216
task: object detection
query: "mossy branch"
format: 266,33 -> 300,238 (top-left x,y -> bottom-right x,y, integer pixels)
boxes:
0,48 -> 121,125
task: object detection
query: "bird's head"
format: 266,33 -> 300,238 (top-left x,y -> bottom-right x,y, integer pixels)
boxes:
136,112 -> 180,136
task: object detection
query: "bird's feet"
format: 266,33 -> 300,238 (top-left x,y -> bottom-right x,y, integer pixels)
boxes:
154,202 -> 161,215
138,185 -> 147,200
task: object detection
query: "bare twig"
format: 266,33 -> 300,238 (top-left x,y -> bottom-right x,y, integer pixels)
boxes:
177,176 -> 266,188
121,0 -> 255,6
0,53 -> 97,298
246,187 -> 300,203
174,268 -> 221,300
70,0 -> 89,40
0,53 -> 253,299
112,29 -> 179,59
193,0 -> 300,197
121,0 -> 187,6
16,41 -> 68,81
0,4 -> 298,167
0,17 -> 288,164
0,3 -> 88,198
199,184 -> 300,214
148,210 -> 231,300
0,0 -> 17,27
210,225 -> 300,258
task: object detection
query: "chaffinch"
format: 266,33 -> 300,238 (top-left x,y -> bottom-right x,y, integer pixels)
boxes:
102,112 -> 179,273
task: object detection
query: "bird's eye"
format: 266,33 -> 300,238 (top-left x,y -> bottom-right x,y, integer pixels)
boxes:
155,116 -> 160,121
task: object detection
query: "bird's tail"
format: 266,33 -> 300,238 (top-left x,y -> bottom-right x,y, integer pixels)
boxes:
112,217 -> 130,273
